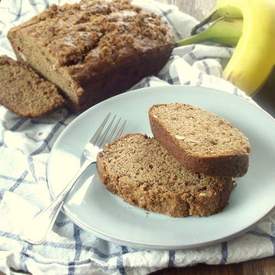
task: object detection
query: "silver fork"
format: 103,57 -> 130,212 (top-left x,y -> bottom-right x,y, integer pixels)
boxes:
21,113 -> 126,245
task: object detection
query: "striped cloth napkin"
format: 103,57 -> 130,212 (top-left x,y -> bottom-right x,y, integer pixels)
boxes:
0,0 -> 275,274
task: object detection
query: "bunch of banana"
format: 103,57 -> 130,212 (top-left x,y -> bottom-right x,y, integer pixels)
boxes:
176,0 -> 275,96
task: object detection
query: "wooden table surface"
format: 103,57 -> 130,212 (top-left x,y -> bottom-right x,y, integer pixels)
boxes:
155,1 -> 275,274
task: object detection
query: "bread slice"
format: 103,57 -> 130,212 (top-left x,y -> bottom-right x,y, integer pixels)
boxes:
97,134 -> 233,217
149,103 -> 250,177
0,55 -> 65,117
8,0 -> 174,111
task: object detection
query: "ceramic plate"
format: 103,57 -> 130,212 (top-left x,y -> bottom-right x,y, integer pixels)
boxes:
47,85 -> 275,249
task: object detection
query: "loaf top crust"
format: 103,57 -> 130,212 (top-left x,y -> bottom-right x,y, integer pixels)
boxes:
0,55 -> 64,117
9,0 -> 174,81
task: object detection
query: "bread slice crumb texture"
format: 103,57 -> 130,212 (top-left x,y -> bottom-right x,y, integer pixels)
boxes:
150,103 -> 250,157
0,55 -> 65,117
149,103 -> 250,177
97,134 -> 233,217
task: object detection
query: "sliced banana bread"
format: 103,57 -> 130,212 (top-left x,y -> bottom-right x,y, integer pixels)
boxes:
97,134 -> 233,217
149,103 -> 250,177
8,0 -> 174,111
0,55 -> 65,118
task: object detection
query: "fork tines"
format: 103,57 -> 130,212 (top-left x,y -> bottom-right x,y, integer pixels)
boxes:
91,113 -> 126,147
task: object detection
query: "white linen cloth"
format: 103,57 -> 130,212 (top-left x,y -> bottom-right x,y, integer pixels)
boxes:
0,0 -> 274,274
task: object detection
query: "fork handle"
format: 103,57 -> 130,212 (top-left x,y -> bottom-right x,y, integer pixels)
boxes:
50,160 -> 96,206
22,160 -> 96,244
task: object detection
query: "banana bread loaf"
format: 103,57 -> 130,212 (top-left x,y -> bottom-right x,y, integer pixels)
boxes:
8,0 -> 174,111
0,55 -> 64,117
97,134 -> 233,217
149,103 -> 251,177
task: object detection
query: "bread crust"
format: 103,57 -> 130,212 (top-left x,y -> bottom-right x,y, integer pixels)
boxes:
74,45 -> 172,110
7,0 -> 174,112
149,104 -> 249,177
96,134 -> 233,217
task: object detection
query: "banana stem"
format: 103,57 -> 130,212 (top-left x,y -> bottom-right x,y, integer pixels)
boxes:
176,18 -> 242,47
191,6 -> 243,35
191,10 -> 218,35
176,32 -> 209,46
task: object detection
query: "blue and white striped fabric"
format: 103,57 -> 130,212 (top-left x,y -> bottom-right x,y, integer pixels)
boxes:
0,0 -> 275,274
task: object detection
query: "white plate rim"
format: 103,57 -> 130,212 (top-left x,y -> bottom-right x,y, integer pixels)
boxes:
47,85 -> 275,250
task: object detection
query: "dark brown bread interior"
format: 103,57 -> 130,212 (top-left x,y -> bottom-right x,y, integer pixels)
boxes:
149,103 -> 251,177
97,134 -> 233,217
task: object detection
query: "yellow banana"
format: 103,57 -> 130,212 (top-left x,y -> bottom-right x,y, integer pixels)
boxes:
177,18 -> 242,48
216,0 -> 275,95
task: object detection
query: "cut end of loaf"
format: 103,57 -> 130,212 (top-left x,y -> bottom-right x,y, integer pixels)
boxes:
0,55 -> 65,117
